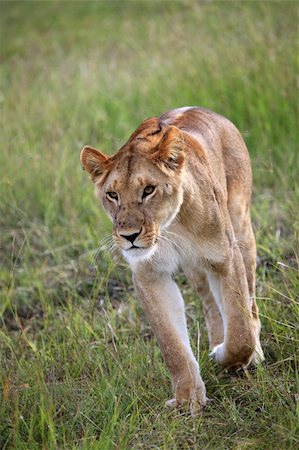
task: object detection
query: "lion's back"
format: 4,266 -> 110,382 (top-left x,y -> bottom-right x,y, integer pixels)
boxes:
160,106 -> 252,200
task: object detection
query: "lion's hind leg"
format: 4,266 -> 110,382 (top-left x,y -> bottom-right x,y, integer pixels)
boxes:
237,219 -> 264,364
228,196 -> 264,364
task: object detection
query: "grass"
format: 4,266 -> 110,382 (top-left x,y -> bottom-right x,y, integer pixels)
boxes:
0,1 -> 298,448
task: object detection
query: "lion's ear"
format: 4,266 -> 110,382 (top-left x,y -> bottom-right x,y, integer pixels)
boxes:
155,126 -> 185,171
80,146 -> 110,182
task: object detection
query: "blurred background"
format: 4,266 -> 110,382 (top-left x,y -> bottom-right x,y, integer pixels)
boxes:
1,1 -> 298,448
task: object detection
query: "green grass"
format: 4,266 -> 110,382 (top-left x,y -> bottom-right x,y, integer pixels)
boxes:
0,1 -> 298,448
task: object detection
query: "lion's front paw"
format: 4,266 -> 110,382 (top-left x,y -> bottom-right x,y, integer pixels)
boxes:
165,386 -> 208,416
210,342 -> 246,369
249,344 -> 265,366
210,341 -> 259,369
165,398 -> 177,409
167,371 -> 208,416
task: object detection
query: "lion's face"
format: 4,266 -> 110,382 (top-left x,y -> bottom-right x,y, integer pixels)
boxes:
80,121 -> 185,262
100,155 -> 184,262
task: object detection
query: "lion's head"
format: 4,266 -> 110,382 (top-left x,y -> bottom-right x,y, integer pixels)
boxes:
80,118 -> 186,262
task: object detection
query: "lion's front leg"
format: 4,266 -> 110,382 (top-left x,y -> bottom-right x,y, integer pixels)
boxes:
133,271 -> 207,413
208,246 -> 259,369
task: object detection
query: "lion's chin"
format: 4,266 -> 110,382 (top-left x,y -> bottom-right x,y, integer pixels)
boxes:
122,244 -> 157,264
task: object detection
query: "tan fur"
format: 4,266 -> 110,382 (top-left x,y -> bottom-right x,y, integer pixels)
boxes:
80,106 -> 264,413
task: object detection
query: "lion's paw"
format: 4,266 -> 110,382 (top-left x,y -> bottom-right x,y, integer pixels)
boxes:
165,398 -> 177,409
249,345 -> 265,366
210,341 -> 265,369
210,343 -> 226,365
165,387 -> 208,416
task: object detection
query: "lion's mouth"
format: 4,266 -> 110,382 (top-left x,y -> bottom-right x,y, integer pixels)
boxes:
128,244 -> 146,250
122,243 -> 158,263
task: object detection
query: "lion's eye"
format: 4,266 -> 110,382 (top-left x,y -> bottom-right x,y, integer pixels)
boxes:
106,191 -> 118,201
143,185 -> 155,198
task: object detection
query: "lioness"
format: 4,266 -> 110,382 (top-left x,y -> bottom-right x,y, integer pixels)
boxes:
80,106 -> 264,413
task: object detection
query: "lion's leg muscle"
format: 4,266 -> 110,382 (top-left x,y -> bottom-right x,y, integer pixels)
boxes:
208,246 -> 258,368
184,268 -> 224,349
235,218 -> 264,362
133,272 -> 207,411
228,196 -> 264,363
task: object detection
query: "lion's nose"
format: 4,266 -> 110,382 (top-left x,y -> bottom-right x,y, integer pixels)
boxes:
120,230 -> 141,244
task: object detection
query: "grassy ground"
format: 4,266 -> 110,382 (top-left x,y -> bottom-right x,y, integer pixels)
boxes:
0,1 -> 298,448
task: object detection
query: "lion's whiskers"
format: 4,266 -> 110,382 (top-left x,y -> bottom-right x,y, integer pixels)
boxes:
94,235 -> 118,260
158,234 -> 188,260
162,230 -> 192,258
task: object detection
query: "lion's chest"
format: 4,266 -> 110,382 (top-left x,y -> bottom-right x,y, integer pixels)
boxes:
155,228 -> 229,276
